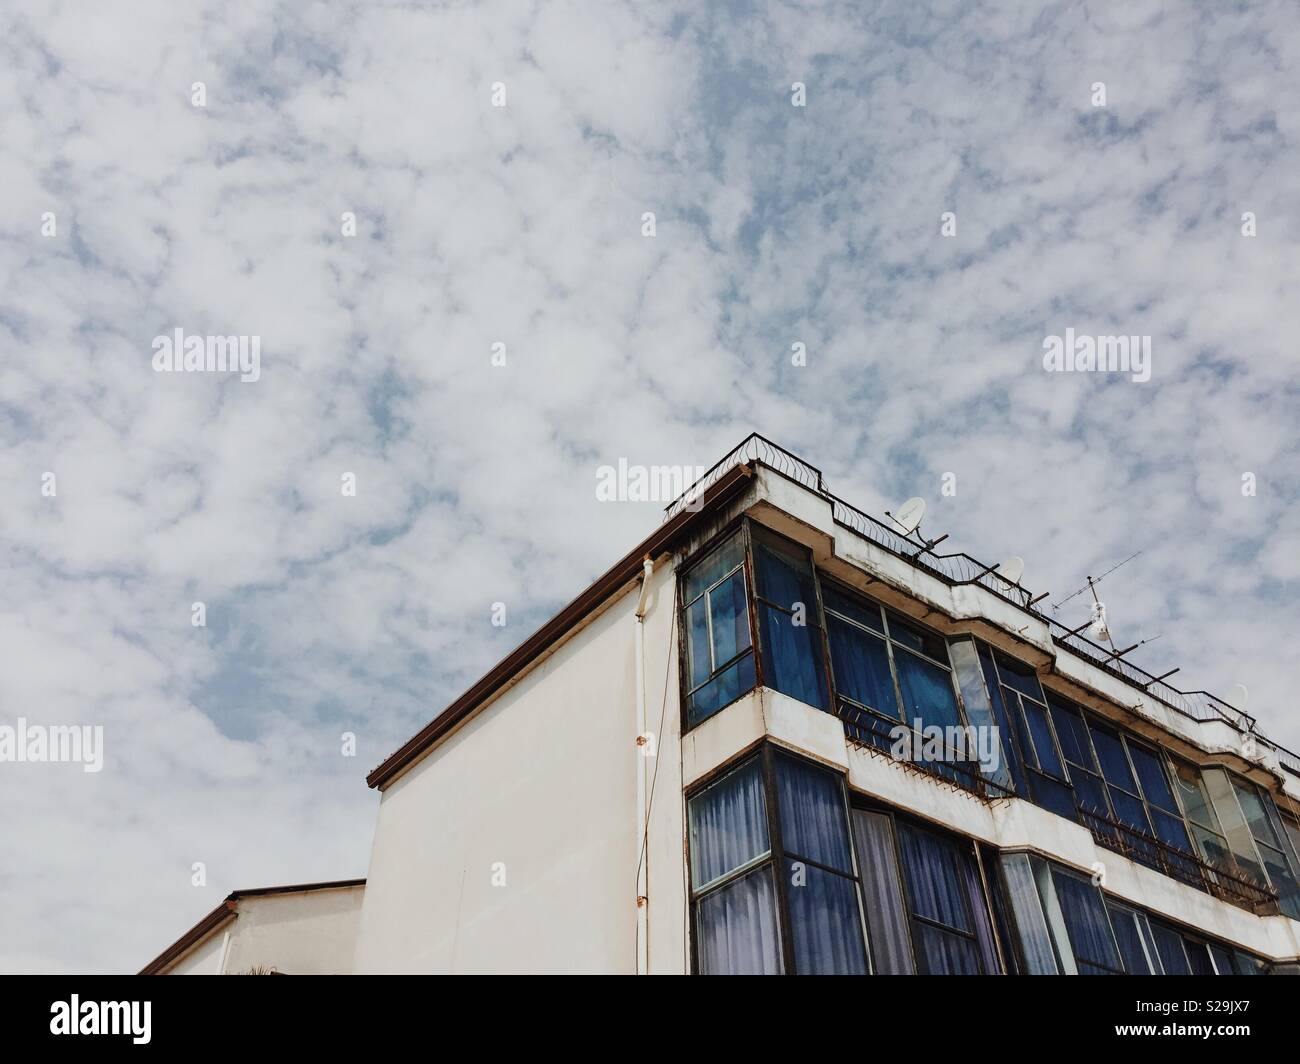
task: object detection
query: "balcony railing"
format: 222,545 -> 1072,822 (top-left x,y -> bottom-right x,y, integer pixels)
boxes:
1077,808 -> 1278,914
833,701 -> 1018,803
665,433 -> 1300,782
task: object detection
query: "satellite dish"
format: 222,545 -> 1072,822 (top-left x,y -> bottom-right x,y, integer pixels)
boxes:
995,555 -> 1025,588
892,497 -> 926,535
1229,684 -> 1248,709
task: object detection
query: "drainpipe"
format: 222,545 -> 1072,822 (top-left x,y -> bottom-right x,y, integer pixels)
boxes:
634,555 -> 655,975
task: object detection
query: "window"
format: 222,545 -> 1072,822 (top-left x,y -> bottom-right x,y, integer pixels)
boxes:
1105,901 -> 1162,974
850,810 -> 915,974
687,747 -> 867,974
774,753 -> 867,974
1170,758 -> 1234,873
987,652 -> 1074,818
894,821 -> 1001,974
1047,867 -> 1125,974
821,582 -> 971,784
824,580 -> 900,746
681,530 -> 756,726
1229,778 -> 1300,919
1048,696 -> 1109,818
751,526 -> 828,710
687,758 -> 781,974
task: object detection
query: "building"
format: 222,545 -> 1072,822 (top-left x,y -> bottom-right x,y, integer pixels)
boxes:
139,880 -> 365,975
143,435 -> 1300,974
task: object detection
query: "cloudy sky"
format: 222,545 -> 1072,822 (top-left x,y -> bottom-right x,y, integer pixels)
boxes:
1,0 -> 1297,972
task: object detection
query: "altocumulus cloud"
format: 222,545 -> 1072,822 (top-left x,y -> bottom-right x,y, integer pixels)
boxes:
0,0 -> 1297,971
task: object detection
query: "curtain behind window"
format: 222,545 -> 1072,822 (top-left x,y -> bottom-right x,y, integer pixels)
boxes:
851,810 -> 914,974
697,868 -> 783,975
1050,870 -> 1123,974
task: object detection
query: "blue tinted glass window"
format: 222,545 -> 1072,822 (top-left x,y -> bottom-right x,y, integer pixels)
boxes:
775,754 -> 852,873
752,528 -> 817,610
1128,743 -> 1178,812
1052,870 -> 1123,975
758,604 -> 827,709
1049,700 -> 1097,770
1021,698 -> 1065,778
687,654 -> 756,727
826,615 -> 898,718
1106,904 -> 1155,974
993,652 -> 1047,701
887,614 -> 949,662
821,582 -> 883,633
784,860 -> 868,974
1151,923 -> 1191,975
1090,725 -> 1138,791
894,649 -> 961,731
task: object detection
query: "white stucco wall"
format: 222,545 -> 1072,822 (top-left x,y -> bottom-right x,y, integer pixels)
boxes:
221,887 -> 365,975
354,556 -> 686,974
159,884 -> 364,974
164,926 -> 227,975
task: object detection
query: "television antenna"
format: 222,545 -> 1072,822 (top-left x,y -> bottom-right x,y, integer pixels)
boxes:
1052,552 -> 1168,673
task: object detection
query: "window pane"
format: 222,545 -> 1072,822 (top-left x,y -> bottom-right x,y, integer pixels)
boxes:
1184,939 -> 1215,976
851,810 -> 914,975
1232,781 -> 1281,848
886,614 -> 949,662
1171,760 -> 1219,829
683,533 -> 744,603
827,615 -> 899,718
1107,904 -> 1155,974
1203,768 -> 1270,887
1049,699 -> 1097,770
821,582 -> 883,633
707,569 -> 751,669
898,824 -> 974,933
688,757 -> 769,890
1208,943 -> 1235,975
993,651 -> 1047,702
696,867 -> 783,974
1233,950 -> 1267,975
758,604 -> 827,709
1051,869 -> 1123,975
894,649 -> 961,731
1150,922 -> 1191,975
686,651 -> 756,726
1190,824 -> 1232,869
948,638 -> 1013,790
1072,771 -> 1111,817
1090,725 -> 1138,791
686,599 -> 712,688
1021,698 -> 1065,778
1128,743 -> 1178,813
784,859 -> 868,974
1000,853 -> 1059,974
1031,772 -> 1079,821
775,753 -> 852,873
1151,809 -> 1193,852
913,923 -> 982,974
752,528 -> 817,611
1109,788 -> 1152,834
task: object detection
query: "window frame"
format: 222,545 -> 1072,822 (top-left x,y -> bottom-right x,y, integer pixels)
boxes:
686,743 -> 869,975
677,520 -> 761,728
